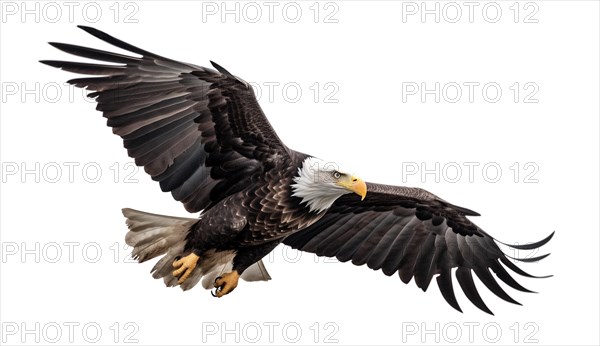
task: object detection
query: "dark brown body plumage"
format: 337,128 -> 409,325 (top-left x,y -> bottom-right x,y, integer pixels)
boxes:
183,151 -> 326,273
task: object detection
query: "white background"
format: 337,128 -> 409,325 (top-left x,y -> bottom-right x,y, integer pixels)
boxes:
1,1 -> 598,345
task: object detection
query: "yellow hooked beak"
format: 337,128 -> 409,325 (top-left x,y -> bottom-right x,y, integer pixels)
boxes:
336,175 -> 367,200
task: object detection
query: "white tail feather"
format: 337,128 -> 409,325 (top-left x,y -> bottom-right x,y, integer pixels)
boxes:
122,208 -> 272,291
123,208 -> 196,262
241,260 -> 272,282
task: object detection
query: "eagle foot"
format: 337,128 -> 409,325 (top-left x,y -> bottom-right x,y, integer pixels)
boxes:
211,271 -> 240,298
172,253 -> 200,284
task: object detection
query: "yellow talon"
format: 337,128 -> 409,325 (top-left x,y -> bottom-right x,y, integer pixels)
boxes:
172,253 -> 200,284
213,271 -> 240,298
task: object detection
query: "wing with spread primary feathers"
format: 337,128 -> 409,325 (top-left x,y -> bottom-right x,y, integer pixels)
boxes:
41,26 -> 289,213
283,182 -> 554,314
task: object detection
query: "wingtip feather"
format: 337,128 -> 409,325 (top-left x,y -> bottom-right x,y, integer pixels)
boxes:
39,60 -> 61,68
210,60 -> 233,77
77,25 -> 97,33
456,267 -> 494,315
508,253 -> 551,263
503,231 -> 555,250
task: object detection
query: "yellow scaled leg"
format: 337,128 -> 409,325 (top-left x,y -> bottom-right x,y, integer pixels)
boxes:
172,253 -> 200,284
212,271 -> 240,298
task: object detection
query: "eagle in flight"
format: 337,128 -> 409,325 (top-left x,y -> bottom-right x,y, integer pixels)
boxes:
42,26 -> 553,314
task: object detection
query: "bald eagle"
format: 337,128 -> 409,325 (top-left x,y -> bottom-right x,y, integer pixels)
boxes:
41,26 -> 553,314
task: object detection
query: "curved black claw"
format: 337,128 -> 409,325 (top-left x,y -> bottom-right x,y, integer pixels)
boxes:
211,276 -> 223,297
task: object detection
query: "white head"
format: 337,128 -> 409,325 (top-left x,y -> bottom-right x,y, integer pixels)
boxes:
291,157 -> 367,213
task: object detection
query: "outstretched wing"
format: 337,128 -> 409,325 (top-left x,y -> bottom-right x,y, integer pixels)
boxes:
41,26 -> 288,213
283,182 -> 554,314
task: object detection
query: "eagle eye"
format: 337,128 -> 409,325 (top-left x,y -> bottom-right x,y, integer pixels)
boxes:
332,171 -> 341,179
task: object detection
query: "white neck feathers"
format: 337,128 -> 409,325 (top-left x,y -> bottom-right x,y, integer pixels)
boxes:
291,157 -> 348,213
